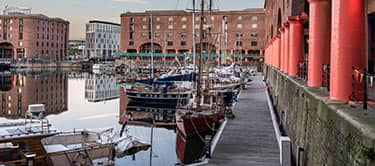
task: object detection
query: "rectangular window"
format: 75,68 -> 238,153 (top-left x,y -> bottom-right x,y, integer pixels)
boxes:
236,41 -> 242,47
237,24 -> 243,29
252,24 -> 258,29
167,32 -> 173,38
180,41 -> 187,46
180,33 -> 187,38
251,16 -> 258,21
155,32 -> 161,37
251,41 -> 258,46
19,19 -> 23,40
167,41 -> 173,46
251,32 -> 258,37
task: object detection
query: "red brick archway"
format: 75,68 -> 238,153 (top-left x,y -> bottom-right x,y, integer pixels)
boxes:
139,42 -> 163,53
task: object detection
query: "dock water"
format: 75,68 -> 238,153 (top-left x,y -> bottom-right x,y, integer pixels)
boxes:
209,76 -> 280,166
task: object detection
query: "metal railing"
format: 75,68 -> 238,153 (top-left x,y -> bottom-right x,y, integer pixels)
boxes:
297,60 -> 308,81
322,64 -> 330,91
351,67 -> 368,109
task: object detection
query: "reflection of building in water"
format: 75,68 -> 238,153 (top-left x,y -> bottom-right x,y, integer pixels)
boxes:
0,72 -> 68,119
85,74 -> 119,102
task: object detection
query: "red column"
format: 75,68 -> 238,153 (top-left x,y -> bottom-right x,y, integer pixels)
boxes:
271,39 -> 275,66
288,17 -> 304,76
284,23 -> 290,75
280,27 -> 286,72
264,44 -> 270,65
272,38 -> 276,67
330,0 -> 366,101
275,35 -> 281,69
307,0 -> 331,87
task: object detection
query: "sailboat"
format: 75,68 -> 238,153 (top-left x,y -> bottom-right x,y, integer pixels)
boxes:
175,0 -> 225,138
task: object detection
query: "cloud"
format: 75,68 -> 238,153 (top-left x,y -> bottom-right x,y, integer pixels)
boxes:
113,0 -> 149,4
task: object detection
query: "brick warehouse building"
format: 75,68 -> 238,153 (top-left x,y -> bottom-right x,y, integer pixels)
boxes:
263,0 -> 375,165
119,9 -> 265,62
0,7 -> 69,63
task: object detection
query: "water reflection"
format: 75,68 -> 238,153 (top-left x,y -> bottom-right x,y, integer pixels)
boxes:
0,71 -> 68,119
0,71 -> 210,166
119,86 -> 175,127
85,74 -> 120,102
119,86 -> 209,165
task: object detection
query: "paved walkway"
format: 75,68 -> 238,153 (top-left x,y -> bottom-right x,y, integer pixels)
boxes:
208,76 -> 280,166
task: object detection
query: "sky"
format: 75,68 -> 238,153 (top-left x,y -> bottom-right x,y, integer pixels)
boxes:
1,0 -> 265,39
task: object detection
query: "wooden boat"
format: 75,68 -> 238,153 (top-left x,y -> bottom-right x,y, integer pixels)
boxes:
175,130 -> 206,165
0,104 -> 58,165
175,93 -> 225,138
41,130 -> 115,166
125,82 -> 192,107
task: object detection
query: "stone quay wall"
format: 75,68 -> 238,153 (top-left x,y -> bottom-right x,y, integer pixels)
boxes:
264,65 -> 375,166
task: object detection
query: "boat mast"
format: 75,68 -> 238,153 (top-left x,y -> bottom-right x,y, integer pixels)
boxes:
150,13 -> 154,79
204,0 -> 212,92
197,0 -> 204,107
192,0 -> 196,88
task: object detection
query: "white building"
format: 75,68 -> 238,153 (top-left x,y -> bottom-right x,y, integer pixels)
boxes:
84,74 -> 120,102
85,20 -> 120,59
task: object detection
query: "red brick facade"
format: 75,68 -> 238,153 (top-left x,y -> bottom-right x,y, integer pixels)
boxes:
264,0 -> 308,44
0,14 -> 69,62
120,9 -> 265,56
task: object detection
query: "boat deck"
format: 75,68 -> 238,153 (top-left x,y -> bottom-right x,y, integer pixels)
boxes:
0,121 -> 56,142
208,75 -> 280,166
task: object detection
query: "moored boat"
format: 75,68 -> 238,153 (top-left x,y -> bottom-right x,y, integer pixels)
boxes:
0,104 -> 58,165
125,82 -> 192,107
175,92 -> 225,138
175,130 -> 206,165
41,130 -> 115,165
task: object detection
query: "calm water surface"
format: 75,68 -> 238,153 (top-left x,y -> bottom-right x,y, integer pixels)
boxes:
0,71 -> 194,166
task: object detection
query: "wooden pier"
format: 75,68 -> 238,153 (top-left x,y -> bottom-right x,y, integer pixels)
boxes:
209,76 -> 280,166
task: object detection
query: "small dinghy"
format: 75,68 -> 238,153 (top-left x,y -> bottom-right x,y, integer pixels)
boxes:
99,128 -> 151,157
41,130 -> 115,166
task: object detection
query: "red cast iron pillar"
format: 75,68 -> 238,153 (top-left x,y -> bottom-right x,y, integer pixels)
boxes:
272,39 -> 275,66
284,23 -> 290,75
330,0 -> 367,101
307,0 -> 331,87
280,27 -> 286,72
275,35 -> 281,69
288,17 -> 304,76
264,45 -> 268,65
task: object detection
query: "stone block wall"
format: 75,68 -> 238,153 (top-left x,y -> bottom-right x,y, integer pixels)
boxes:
264,65 -> 375,166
